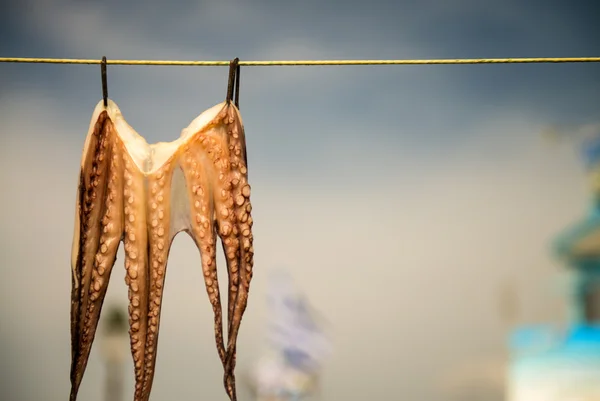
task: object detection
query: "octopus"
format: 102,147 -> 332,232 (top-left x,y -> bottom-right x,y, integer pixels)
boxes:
68,88 -> 254,401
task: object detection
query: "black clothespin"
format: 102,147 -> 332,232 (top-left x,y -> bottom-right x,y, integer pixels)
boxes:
225,58 -> 247,168
234,61 -> 240,109
101,56 -> 108,107
226,58 -> 240,109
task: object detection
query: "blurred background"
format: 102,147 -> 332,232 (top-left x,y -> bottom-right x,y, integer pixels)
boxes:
1,0 -> 600,400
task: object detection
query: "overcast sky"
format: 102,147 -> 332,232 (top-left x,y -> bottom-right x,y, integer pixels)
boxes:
1,1 -> 599,400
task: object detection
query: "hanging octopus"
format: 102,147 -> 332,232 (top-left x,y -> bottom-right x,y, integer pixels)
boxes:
69,60 -> 253,401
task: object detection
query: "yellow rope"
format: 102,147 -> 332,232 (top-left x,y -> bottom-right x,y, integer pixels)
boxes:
1,56 -> 600,66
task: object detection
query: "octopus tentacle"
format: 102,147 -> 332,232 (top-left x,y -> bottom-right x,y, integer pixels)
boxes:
70,113 -> 124,401
70,98 -> 254,401
120,149 -> 152,400
218,104 -> 254,400
139,161 -> 175,401
182,149 -> 227,365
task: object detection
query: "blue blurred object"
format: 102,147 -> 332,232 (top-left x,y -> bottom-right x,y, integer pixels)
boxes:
507,162 -> 600,400
510,324 -> 600,352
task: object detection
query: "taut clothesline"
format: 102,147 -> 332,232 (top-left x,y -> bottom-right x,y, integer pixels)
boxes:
1,56 -> 600,66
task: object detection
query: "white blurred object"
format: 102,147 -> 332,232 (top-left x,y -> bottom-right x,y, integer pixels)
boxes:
248,354 -> 320,401
247,269 -> 332,400
266,270 -> 332,373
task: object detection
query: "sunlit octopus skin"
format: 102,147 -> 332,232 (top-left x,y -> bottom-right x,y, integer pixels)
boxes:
69,98 -> 254,401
